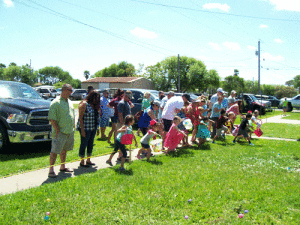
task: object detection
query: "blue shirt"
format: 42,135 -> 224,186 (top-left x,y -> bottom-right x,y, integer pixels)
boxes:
211,102 -> 223,118
100,96 -> 110,118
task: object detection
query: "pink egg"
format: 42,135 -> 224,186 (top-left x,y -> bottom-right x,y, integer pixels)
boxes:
185,215 -> 188,219
46,212 -> 50,216
238,214 -> 244,218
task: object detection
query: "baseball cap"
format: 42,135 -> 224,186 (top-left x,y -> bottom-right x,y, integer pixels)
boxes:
217,88 -> 224,93
231,90 -> 236,94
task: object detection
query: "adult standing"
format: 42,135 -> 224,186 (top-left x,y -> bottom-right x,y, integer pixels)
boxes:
159,91 -> 174,121
107,89 -> 124,143
161,94 -> 190,144
77,90 -> 100,167
136,91 -> 152,136
157,91 -> 165,122
100,90 -> 110,139
117,90 -> 134,127
228,90 -> 237,107
210,96 -> 225,139
48,84 -> 75,178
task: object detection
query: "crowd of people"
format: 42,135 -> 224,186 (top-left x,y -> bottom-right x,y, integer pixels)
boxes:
47,84 -> 259,177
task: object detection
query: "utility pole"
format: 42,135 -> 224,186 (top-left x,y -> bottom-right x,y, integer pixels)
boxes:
178,54 -> 180,92
257,40 -> 261,95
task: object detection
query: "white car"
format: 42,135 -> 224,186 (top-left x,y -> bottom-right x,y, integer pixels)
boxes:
279,94 -> 300,111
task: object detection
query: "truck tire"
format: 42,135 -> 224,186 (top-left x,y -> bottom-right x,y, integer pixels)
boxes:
0,124 -> 9,153
287,102 -> 293,112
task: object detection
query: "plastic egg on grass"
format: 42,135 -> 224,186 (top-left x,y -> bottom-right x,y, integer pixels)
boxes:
46,212 -> 50,216
44,216 -> 50,221
184,215 -> 189,219
238,214 -> 244,218
47,198 -> 50,202
188,199 -> 192,203
244,210 -> 249,214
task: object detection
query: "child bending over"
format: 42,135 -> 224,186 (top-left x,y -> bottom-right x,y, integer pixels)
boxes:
232,113 -> 254,146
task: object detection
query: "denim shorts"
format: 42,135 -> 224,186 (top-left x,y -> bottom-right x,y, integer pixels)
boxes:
100,116 -> 110,127
111,115 -> 118,123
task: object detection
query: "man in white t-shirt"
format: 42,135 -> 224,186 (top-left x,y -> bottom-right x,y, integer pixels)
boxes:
158,91 -> 174,121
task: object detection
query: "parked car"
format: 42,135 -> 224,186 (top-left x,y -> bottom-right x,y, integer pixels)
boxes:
69,89 -> 88,100
255,95 -> 280,107
35,87 -> 51,100
0,81 -> 52,152
238,93 -> 268,115
278,94 -> 300,112
123,89 -> 160,116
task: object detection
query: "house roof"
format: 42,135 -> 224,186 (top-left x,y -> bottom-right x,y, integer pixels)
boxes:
82,77 -> 142,83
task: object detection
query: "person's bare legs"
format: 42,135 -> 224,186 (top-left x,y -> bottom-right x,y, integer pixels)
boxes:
107,123 -> 116,143
101,127 -> 106,138
49,152 -> 57,173
59,150 -> 67,170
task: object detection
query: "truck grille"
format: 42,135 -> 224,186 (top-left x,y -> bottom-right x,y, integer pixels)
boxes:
27,109 -> 50,126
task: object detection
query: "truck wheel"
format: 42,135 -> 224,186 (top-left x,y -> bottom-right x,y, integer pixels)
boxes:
0,124 -> 8,153
287,102 -> 293,112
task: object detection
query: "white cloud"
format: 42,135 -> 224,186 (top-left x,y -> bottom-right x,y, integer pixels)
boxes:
130,27 -> 158,39
260,24 -> 268,29
274,38 -> 283,44
208,42 -> 221,50
223,42 -> 241,50
202,3 -> 230,12
196,55 -> 210,61
3,0 -> 14,7
266,0 -> 300,12
247,45 -> 257,50
261,52 -> 284,61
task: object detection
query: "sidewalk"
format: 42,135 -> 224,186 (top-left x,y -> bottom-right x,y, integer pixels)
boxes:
1,114 -> 299,196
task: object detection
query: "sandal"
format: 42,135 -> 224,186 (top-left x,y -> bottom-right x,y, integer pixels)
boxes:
48,172 -> 57,178
86,161 -> 96,166
106,160 -> 113,166
59,168 -> 73,172
79,163 -> 90,168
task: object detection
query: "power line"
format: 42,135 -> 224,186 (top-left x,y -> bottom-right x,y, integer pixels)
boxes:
14,0 -> 175,55
128,0 -> 300,22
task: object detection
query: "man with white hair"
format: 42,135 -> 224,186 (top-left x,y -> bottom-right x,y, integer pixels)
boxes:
228,90 -> 237,107
158,91 -> 174,121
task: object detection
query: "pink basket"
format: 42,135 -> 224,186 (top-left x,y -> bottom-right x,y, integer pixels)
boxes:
254,128 -> 263,137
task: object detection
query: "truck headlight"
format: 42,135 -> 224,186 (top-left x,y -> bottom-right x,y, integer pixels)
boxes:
7,114 -> 28,123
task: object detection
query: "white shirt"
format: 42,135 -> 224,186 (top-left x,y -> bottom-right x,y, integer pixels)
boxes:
158,96 -> 170,121
162,96 -> 184,120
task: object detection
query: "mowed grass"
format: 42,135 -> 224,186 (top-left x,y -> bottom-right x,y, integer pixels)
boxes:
261,123 -> 300,139
0,129 -> 143,178
1,138 -> 300,224
281,112 -> 300,120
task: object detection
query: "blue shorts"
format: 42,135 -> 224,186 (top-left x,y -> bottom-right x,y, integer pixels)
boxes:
111,115 -> 118,123
141,143 -> 150,149
100,117 -> 110,127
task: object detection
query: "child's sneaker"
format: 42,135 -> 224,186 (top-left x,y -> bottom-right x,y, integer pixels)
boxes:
211,141 -> 215,144
106,160 -> 113,166
119,167 -> 126,171
249,143 -> 254,146
136,155 -> 142,160
221,133 -> 225,139
232,140 -> 236,144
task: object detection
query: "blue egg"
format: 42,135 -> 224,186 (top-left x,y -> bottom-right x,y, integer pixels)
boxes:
44,216 -> 49,221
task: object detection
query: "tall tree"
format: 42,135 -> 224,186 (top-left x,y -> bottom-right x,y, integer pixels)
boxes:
222,75 -> 245,94
84,70 -> 90,80
293,75 -> 300,92
38,66 -> 72,85
93,61 -> 135,77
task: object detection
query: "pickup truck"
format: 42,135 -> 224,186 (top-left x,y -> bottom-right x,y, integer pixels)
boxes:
0,81 -> 52,152
278,94 -> 300,112
238,93 -> 268,115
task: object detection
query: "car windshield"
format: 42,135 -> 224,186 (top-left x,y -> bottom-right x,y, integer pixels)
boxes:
0,83 -> 42,99
249,95 -> 258,102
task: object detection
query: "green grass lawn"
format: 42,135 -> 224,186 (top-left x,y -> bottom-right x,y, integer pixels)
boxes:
0,129 -> 143,178
281,112 -> 300,120
1,138 -> 300,224
261,123 -> 300,139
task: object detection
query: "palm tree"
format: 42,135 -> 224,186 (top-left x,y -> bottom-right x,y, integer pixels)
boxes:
84,70 -> 90,80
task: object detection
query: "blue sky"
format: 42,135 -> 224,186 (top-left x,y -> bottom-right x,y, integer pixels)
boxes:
1,0 -> 299,85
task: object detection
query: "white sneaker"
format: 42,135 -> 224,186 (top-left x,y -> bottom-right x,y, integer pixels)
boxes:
249,143 -> 254,146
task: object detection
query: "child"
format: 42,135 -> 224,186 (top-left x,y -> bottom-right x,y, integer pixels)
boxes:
196,116 -> 214,147
232,113 -> 254,146
164,116 -> 188,154
282,97 -> 288,116
136,120 -> 160,161
177,106 -> 189,146
211,109 -> 228,144
106,115 -> 138,171
225,112 -> 235,134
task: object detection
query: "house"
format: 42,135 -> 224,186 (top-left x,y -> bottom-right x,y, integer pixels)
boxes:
81,77 -> 154,90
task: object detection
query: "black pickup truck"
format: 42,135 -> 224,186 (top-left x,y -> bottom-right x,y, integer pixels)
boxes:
0,81 -> 52,152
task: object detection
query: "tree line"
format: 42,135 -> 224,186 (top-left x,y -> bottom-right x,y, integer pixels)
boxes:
1,56 -> 299,99
0,63 -> 81,88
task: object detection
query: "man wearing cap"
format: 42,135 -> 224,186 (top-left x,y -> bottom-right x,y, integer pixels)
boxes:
228,90 -> 237,107
117,90 -> 134,128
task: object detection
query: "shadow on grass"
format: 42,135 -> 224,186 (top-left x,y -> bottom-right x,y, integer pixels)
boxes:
147,158 -> 163,165
0,142 -> 51,162
111,167 -> 133,176
167,148 -> 194,158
